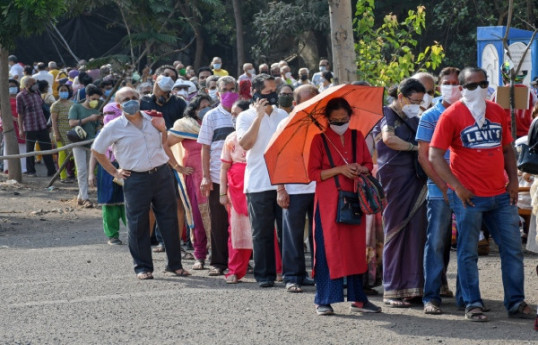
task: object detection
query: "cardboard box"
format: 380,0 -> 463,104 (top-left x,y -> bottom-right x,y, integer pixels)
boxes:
495,86 -> 529,110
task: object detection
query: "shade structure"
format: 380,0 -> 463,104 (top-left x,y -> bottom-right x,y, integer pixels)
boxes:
264,84 -> 384,184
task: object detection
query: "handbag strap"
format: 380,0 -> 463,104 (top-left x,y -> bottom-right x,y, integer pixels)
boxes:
321,130 -> 357,191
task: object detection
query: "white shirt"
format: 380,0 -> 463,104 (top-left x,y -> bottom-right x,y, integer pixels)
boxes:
197,104 -> 235,182
92,112 -> 169,171
236,106 -> 288,193
276,118 -> 316,195
9,64 -> 24,80
33,71 -> 54,96
238,73 -> 254,82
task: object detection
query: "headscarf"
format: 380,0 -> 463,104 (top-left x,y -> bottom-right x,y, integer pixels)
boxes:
103,102 -> 122,125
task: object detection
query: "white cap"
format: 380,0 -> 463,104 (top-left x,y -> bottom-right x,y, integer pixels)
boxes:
173,79 -> 197,94
156,75 -> 174,92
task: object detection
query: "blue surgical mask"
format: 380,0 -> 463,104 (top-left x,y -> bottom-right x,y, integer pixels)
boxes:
59,91 -> 69,99
9,87 -> 18,95
121,99 -> 140,115
197,106 -> 211,120
213,63 -> 222,70
104,89 -> 112,97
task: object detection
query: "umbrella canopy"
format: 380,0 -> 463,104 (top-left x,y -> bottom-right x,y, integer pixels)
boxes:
264,84 -> 384,184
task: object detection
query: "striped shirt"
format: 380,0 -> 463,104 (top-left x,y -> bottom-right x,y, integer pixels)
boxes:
197,104 -> 235,182
16,89 -> 47,132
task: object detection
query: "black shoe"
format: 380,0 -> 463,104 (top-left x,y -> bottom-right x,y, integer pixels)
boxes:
303,277 -> 315,286
258,281 -> 274,288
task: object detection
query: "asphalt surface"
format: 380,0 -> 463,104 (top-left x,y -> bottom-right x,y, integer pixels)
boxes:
1,167 -> 538,345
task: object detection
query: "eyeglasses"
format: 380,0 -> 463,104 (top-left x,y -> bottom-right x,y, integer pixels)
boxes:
406,96 -> 423,105
463,81 -> 489,90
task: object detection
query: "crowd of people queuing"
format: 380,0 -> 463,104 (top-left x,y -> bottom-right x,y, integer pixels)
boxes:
1,53 -> 537,322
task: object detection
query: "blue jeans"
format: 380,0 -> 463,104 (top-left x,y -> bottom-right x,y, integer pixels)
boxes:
449,192 -> 525,312
282,193 -> 314,285
423,194 -> 453,305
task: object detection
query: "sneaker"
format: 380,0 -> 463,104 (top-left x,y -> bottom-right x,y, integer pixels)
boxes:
107,238 -> 122,245
316,304 -> 334,316
350,301 -> 382,313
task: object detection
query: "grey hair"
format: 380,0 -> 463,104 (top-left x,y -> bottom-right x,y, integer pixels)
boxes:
217,76 -> 237,92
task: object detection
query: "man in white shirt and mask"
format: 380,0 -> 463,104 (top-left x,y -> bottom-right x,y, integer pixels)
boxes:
429,66 -> 533,322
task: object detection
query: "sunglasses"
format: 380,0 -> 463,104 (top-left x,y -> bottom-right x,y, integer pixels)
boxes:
463,81 -> 489,91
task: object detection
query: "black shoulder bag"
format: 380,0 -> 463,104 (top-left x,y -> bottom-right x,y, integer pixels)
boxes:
321,130 -> 362,225
518,117 -> 538,174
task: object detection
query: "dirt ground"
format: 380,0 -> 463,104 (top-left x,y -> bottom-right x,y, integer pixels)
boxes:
1,165 -> 538,345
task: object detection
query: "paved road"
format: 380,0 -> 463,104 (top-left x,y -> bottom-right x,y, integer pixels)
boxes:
1,170 -> 538,344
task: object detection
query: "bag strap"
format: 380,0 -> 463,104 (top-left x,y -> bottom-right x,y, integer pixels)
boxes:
321,130 -> 357,191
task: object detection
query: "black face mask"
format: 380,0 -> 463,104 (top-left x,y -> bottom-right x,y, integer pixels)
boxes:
260,70 -> 269,75
300,74 -> 308,81
253,91 -> 278,105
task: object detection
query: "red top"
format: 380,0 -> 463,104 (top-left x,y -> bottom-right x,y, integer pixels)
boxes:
431,100 -> 512,197
308,128 -> 373,279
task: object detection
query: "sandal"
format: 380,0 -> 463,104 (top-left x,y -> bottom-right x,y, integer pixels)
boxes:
226,274 -> 238,284
508,301 -> 536,319
164,268 -> 191,277
383,298 -> 412,308
208,267 -> 224,276
465,307 -> 489,322
424,301 -> 442,315
137,272 -> 154,280
286,282 -> 303,293
192,260 -> 205,270
153,245 -> 165,253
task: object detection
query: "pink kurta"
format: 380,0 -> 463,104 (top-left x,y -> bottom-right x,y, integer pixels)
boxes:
308,128 -> 373,280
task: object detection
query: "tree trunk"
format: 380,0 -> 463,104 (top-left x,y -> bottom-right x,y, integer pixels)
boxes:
179,0 -> 204,70
328,0 -> 356,84
0,45 -> 21,182
232,0 -> 245,77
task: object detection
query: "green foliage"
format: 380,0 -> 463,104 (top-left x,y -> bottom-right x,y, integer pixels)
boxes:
251,0 -> 329,62
0,0 -> 67,49
354,0 -> 444,87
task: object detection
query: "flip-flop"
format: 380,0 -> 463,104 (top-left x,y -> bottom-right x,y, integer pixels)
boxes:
383,298 -> 411,308
165,268 -> 191,277
424,301 -> 442,315
508,301 -> 536,319
286,283 -> 303,293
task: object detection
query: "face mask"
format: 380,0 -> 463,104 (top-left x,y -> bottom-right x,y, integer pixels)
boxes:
177,89 -> 188,98
88,100 -> 99,109
278,94 -> 293,108
329,122 -> 349,135
157,95 -> 167,104
319,66 -> 327,73
272,74 -> 280,78
197,106 -> 211,120
9,87 -> 18,95
260,70 -> 269,75
285,72 -> 292,79
30,84 -> 39,93
208,89 -> 218,101
220,92 -> 239,108
462,86 -> 488,127
300,74 -> 308,81
59,91 -> 69,99
121,99 -> 140,115
402,104 -> 421,118
248,69 -> 255,75
213,63 -> 222,70
253,91 -> 278,105
440,84 -> 461,105
104,89 -> 112,97
421,93 -> 433,109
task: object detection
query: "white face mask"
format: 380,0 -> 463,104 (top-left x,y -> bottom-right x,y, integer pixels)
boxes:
319,66 -> 327,73
440,84 -> 462,105
420,93 -> 433,110
285,72 -> 292,79
462,86 -> 488,128
330,122 -> 349,135
208,89 -> 218,101
176,89 -> 188,98
248,69 -> 255,75
402,104 -> 421,118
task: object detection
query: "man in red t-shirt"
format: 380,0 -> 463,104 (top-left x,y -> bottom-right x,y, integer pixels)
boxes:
429,67 -> 533,322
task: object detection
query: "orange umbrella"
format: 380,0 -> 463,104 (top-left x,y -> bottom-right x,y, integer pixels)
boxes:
264,84 -> 384,184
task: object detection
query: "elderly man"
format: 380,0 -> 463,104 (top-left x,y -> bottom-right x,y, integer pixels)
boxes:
238,63 -> 256,82
312,59 -> 330,87
237,74 -> 288,287
16,77 -> 56,177
277,84 -> 319,292
430,67 -> 534,322
259,63 -> 269,75
211,57 -> 229,77
91,87 -> 190,280
197,76 -> 239,276
412,72 -> 435,112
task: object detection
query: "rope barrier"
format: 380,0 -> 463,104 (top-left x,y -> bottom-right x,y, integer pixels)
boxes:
0,138 -> 94,160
